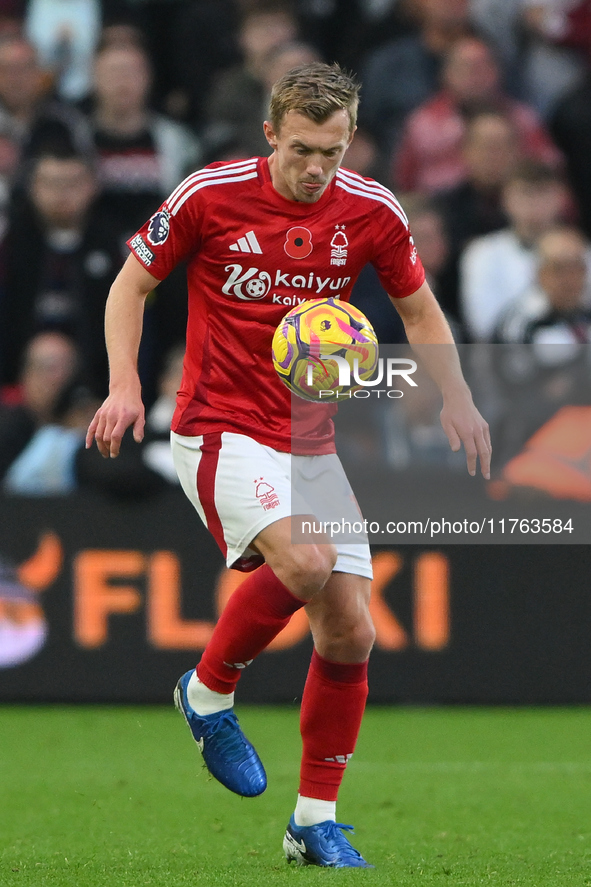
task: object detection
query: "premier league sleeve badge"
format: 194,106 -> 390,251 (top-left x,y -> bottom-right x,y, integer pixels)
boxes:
147,208 -> 171,246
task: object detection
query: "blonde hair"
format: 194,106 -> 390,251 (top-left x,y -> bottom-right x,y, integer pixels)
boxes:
269,62 -> 359,134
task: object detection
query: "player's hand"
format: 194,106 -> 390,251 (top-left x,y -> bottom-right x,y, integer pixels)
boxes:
85,384 -> 145,458
440,387 -> 491,479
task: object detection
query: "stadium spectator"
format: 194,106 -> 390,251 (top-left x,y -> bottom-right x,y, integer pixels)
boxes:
432,108 -> 520,324
98,0 -> 240,129
392,35 -> 561,194
0,35 -> 93,165
157,0 -> 240,128
208,39 -> 324,159
263,41 -> 322,94
519,1 -> 589,116
534,0 -> 591,66
550,65 -> 591,238
0,331 -> 79,481
295,0 -> 411,71
470,0 -> 522,72
3,380 -> 98,495
399,192 -> 457,325
202,3 -> 300,159
0,2 -> 23,34
359,0 -> 474,154
472,1 -> 588,117
0,149 -> 124,394
347,127 -> 407,340
459,160 -> 570,341
96,21 -> 145,53
0,117 -> 18,214
89,41 -> 201,238
434,109 -> 519,258
338,124 -> 389,186
490,227 -> 591,467
493,225 -> 591,345
25,0 -> 102,102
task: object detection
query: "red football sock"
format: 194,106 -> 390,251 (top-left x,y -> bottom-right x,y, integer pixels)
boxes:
299,650 -> 369,802
197,564 -> 305,693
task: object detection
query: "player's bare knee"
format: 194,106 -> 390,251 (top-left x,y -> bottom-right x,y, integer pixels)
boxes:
344,617 -> 375,655
293,545 -> 335,594
320,614 -> 375,660
353,618 -> 376,656
278,544 -> 336,599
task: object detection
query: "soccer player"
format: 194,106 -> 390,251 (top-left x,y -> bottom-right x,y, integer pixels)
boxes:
86,63 -> 491,868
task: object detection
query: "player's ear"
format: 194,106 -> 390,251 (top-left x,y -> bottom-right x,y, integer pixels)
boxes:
264,120 -> 278,150
347,125 -> 357,148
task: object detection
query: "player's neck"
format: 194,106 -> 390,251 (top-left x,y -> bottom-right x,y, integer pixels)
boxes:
267,154 -> 294,202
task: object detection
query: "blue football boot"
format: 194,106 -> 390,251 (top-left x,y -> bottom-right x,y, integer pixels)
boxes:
283,815 -> 374,868
174,670 -> 267,797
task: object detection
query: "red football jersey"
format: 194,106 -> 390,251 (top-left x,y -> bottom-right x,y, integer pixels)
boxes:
127,157 -> 425,454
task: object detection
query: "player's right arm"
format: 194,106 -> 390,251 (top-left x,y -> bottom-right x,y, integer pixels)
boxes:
85,254 -> 161,458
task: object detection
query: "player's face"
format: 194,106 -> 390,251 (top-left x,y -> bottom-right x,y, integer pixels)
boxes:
264,109 -> 354,203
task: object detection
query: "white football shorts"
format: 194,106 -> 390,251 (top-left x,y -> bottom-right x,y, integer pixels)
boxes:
171,430 -> 372,579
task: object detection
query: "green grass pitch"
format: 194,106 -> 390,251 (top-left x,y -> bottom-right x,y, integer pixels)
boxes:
1,706 -> 590,885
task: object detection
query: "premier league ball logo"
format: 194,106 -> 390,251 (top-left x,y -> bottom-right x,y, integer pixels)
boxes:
147,209 -> 170,246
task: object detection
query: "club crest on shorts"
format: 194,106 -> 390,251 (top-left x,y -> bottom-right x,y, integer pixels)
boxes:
147,208 -> 170,245
254,478 -> 280,511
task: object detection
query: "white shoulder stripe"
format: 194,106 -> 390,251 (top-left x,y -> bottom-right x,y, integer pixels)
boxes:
337,169 -> 406,210
337,175 -> 408,226
167,160 -> 258,211
168,160 -> 258,210
338,167 -> 396,195
167,159 -> 258,206
335,179 -> 409,229
337,168 -> 407,209
337,170 -> 408,226
170,171 -> 259,215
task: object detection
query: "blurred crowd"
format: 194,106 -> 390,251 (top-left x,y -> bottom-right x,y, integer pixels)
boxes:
1,0 -> 591,496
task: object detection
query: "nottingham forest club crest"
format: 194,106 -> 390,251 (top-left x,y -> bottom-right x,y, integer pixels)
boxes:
331,225 -> 348,266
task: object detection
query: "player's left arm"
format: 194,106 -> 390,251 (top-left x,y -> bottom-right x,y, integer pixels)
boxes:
391,280 -> 492,478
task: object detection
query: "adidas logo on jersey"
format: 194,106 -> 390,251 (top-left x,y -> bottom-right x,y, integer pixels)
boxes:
229,230 -> 262,254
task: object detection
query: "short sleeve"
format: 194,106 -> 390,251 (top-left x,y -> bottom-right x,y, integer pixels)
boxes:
126,173 -> 204,281
370,203 -> 425,298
